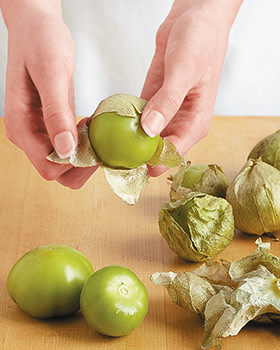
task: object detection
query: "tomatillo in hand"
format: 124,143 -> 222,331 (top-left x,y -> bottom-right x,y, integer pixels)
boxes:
80,265 -> 149,337
7,245 -> 93,319
88,112 -> 160,169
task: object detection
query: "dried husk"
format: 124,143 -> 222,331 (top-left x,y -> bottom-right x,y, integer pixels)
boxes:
151,271 -> 216,318
158,192 -> 234,262
151,238 -> 280,350
226,159 -> 280,235
248,129 -> 280,170
46,94 -> 184,205
103,164 -> 148,205
92,93 -> 147,119
169,163 -> 229,202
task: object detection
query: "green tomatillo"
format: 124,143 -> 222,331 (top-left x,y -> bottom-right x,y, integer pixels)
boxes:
7,245 -> 93,319
87,94 -> 160,169
80,265 -> 149,337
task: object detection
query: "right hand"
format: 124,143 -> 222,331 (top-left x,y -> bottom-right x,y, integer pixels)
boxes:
3,0 -> 98,189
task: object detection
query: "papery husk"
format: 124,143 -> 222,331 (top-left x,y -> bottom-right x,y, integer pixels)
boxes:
147,137 -> 184,168
103,164 -> 148,205
169,163 -> 229,202
248,129 -> 280,170
92,93 -> 147,119
202,265 -> 280,350
151,238 -> 280,350
226,159 -> 280,235
151,271 -> 216,318
158,192 -> 234,262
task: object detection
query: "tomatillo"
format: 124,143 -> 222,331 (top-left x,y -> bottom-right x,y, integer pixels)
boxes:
88,112 -> 160,169
80,265 -> 149,337
7,245 -> 93,319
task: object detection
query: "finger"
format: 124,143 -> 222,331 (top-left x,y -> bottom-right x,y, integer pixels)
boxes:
141,50 -> 164,102
141,23 -> 204,138
57,165 -> 99,190
4,64 -> 75,181
29,54 -> 77,160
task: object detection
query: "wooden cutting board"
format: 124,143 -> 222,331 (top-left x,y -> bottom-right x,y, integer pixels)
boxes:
0,116 -> 280,350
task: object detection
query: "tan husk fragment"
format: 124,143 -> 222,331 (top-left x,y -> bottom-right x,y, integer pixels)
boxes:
151,238 -> 280,350
46,94 -> 184,205
103,164 -> 148,205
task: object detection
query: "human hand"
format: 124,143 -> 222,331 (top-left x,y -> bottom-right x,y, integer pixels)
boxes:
2,0 -> 98,189
141,0 -> 243,177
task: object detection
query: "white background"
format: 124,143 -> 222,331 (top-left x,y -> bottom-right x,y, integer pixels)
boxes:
0,0 -> 279,117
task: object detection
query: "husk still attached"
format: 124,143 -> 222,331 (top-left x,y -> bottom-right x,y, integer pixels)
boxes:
248,129 -> 280,170
46,94 -> 184,205
158,192 -> 234,262
169,163 -> 229,202
226,159 -> 280,235
151,238 -> 280,350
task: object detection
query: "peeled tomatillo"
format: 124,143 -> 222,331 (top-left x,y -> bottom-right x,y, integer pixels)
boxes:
88,112 -> 160,169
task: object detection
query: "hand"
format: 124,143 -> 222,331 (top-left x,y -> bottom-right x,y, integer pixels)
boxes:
2,0 -> 98,189
141,0 -> 243,176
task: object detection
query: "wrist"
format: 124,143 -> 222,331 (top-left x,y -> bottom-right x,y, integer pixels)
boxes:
0,0 -> 62,29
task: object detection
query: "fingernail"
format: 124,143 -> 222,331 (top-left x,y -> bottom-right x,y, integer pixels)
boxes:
54,131 -> 76,159
142,110 -> 165,137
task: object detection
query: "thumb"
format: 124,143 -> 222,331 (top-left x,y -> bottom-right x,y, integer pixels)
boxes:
141,55 -> 196,138
41,78 -> 77,159
30,57 -> 77,159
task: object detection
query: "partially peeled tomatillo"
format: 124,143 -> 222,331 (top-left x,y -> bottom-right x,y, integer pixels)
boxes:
89,111 -> 160,169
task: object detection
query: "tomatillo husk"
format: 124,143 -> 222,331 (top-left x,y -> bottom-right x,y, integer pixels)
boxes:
226,159 -> 280,235
158,192 -> 234,262
248,129 -> 280,170
151,238 -> 280,350
169,163 -> 229,202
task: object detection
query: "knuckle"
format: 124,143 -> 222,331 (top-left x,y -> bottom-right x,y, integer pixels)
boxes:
161,87 -> 183,112
39,167 -> 59,182
155,22 -> 169,50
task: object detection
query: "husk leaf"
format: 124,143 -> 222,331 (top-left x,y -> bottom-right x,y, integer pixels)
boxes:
103,164 -> 148,205
147,137 -> 184,168
158,193 -> 234,262
151,271 -> 216,317
226,159 -> 280,235
92,93 -> 147,119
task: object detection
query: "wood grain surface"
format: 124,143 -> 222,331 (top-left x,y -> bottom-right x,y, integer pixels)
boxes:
1,116 -> 280,350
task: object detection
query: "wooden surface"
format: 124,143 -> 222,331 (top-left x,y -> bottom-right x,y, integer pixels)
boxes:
1,116 -> 280,350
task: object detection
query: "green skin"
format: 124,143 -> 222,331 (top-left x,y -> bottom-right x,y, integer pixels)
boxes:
181,164 -> 209,189
80,265 -> 149,337
7,245 -> 94,319
88,112 -> 160,169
